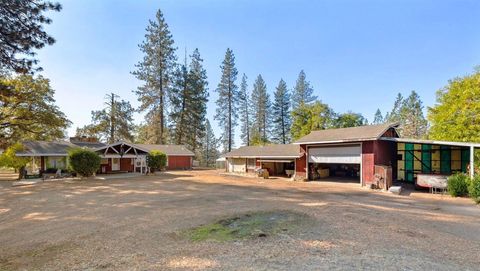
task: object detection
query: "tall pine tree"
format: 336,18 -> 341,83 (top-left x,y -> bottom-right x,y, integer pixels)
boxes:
169,49 -> 208,152
292,70 -> 317,110
76,93 -> 135,143
400,91 -> 428,138
272,79 -> 291,144
386,91 -> 427,138
373,109 -> 384,124
238,74 -> 251,146
250,74 -> 271,145
169,55 -> 189,145
198,119 -> 219,167
187,49 -> 209,153
214,48 -> 238,152
132,9 -> 176,144
385,93 -> 404,123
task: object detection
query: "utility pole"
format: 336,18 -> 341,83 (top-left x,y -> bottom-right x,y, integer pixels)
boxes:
105,93 -> 119,143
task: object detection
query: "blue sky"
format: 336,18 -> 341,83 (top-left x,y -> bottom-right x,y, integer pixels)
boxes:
37,0 -> 480,146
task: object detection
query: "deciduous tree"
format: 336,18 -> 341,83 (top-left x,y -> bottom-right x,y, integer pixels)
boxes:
0,74 -> 70,148
334,112 -> 367,128
428,69 -> 480,142
291,101 -> 334,140
0,142 -> 29,179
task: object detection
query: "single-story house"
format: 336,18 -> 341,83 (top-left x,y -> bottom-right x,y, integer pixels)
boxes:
16,137 -> 195,175
223,123 -> 479,187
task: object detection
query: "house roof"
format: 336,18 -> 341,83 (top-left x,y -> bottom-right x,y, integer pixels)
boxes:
294,123 -> 399,144
132,144 -> 195,156
16,141 -> 79,156
16,140 -> 195,157
224,144 -> 301,158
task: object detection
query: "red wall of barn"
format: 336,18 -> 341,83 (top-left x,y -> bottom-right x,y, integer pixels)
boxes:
362,140 -> 397,185
362,141 -> 375,185
295,144 -> 307,180
167,156 -> 192,169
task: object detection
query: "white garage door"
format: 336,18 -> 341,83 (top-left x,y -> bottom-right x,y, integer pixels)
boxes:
308,145 -> 361,164
228,158 -> 246,173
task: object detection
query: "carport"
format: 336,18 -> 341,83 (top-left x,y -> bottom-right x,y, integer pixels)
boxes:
257,159 -> 295,177
223,144 -> 301,177
380,137 -> 480,185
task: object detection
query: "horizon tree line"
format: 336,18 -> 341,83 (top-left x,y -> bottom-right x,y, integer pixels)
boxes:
68,8 -> 430,157
0,3 -> 438,168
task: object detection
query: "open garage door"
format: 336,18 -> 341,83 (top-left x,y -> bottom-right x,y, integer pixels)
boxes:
308,145 -> 361,164
308,145 -> 361,182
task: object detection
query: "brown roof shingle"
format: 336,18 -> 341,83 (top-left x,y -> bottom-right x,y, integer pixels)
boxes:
294,123 -> 399,144
17,141 -> 80,156
133,144 -> 195,156
224,144 -> 300,158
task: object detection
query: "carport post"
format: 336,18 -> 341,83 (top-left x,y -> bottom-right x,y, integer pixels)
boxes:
470,145 -> 475,178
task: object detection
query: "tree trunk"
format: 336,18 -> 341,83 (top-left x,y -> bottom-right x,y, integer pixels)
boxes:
18,166 -> 25,180
159,72 -> 165,144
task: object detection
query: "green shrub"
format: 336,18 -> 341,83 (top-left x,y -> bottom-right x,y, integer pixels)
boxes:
68,148 -> 101,177
468,175 -> 480,204
447,173 -> 469,197
146,150 -> 167,172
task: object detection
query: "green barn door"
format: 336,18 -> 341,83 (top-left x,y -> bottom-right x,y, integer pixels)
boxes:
421,144 -> 432,173
440,146 -> 451,174
405,143 -> 414,182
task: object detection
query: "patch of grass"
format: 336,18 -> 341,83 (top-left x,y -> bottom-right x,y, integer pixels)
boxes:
184,211 -> 310,242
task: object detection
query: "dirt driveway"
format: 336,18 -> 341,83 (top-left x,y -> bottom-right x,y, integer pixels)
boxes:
0,170 -> 479,270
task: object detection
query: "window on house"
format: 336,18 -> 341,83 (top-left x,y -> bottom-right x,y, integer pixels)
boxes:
47,157 -> 66,169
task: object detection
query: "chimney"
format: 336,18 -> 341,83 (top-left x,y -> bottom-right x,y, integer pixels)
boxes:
70,136 -> 99,143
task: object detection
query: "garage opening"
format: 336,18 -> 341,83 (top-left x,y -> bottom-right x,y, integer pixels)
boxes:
308,145 -> 361,183
258,159 -> 295,177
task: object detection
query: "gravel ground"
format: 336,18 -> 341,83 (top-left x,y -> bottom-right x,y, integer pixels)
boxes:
0,169 -> 479,270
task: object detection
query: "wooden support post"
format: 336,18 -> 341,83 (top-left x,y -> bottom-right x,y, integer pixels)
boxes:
470,146 -> 475,178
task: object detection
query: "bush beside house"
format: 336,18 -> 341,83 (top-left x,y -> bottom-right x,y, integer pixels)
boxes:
447,173 -> 469,197
68,148 -> 101,177
447,173 -> 480,204
468,176 -> 480,204
146,150 -> 167,173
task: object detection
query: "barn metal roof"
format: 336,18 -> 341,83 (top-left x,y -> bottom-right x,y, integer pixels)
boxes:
380,137 -> 480,148
294,123 -> 399,144
224,144 -> 301,158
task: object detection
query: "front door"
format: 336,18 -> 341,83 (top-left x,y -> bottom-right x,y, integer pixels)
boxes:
111,158 -> 120,171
